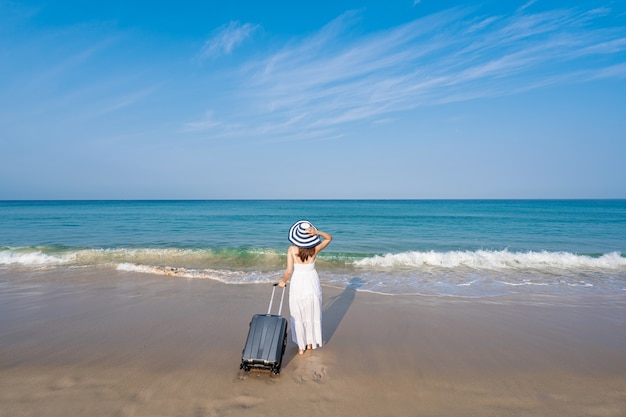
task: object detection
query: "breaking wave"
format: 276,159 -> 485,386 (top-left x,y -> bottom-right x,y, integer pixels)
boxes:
353,250 -> 626,272
1,247 -> 625,273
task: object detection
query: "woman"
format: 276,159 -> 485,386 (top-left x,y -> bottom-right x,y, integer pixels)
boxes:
278,220 -> 332,355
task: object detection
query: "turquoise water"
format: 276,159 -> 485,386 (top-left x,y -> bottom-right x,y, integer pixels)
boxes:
1,200 -> 625,297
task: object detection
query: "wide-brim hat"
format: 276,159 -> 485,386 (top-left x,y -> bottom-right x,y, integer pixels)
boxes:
288,220 -> 321,248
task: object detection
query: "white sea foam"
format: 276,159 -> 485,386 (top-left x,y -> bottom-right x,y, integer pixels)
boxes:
3,247 -> 625,276
116,263 -> 278,284
0,247 -> 283,269
3,247 -> 625,297
0,249 -> 70,266
353,250 -> 626,271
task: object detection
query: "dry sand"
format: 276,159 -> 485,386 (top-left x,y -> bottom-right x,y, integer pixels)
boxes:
1,268 -> 625,417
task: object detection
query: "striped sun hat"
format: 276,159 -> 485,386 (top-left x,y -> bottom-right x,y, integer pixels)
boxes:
288,220 -> 321,248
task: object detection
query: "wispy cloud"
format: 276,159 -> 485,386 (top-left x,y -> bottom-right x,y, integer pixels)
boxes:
199,21 -> 260,59
466,16 -> 501,34
91,83 -> 161,117
186,5 -> 626,141
182,110 -> 223,132
517,0 -> 537,14
23,36 -> 120,91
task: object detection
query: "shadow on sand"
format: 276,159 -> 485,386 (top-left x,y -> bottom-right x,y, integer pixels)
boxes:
322,277 -> 364,345
280,278 -> 364,372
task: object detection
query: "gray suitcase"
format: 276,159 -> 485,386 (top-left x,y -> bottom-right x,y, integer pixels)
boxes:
240,284 -> 288,375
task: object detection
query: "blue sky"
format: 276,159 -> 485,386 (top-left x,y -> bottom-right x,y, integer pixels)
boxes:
1,0 -> 625,199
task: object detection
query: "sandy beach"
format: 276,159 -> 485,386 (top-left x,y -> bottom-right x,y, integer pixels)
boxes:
1,268 -> 625,417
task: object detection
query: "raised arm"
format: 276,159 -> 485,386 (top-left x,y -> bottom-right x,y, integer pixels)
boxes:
308,228 -> 332,254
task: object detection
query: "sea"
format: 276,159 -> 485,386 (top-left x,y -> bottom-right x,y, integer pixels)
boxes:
1,200 -> 625,298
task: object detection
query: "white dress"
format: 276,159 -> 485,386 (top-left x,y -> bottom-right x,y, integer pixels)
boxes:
289,259 -> 323,350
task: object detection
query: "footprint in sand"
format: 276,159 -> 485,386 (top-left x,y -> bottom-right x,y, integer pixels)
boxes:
133,388 -> 153,403
293,355 -> 328,383
230,395 -> 265,409
200,395 -> 265,416
50,376 -> 79,390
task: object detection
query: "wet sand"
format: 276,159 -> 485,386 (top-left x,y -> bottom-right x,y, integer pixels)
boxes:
1,268 -> 625,417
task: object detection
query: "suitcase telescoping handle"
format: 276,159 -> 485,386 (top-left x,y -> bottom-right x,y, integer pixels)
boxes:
268,283 -> 287,316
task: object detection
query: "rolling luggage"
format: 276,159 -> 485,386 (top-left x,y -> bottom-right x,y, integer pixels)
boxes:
240,283 -> 288,375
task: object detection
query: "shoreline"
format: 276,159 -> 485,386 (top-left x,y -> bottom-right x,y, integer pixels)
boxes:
1,268 -> 625,416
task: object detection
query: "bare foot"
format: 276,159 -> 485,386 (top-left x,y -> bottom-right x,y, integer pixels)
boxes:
298,349 -> 305,355
307,344 -> 312,350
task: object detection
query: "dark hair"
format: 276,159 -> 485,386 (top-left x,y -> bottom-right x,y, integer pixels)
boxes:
297,246 -> 316,262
